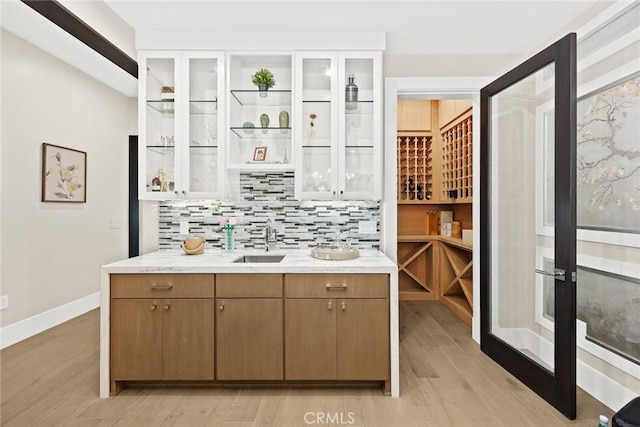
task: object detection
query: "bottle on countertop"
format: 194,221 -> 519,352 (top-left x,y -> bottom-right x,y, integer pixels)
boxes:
598,415 -> 608,427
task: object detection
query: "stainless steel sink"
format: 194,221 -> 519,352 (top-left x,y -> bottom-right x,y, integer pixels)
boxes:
233,255 -> 285,263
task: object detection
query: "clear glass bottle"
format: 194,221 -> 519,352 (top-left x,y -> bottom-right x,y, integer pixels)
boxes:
345,74 -> 358,110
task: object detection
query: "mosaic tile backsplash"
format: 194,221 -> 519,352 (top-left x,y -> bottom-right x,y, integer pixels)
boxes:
159,172 -> 380,251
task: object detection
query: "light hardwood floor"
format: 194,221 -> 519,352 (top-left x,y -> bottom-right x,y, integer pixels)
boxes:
1,301 -> 612,426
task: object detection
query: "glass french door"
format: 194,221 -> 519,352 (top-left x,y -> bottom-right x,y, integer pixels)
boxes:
480,33 -> 577,419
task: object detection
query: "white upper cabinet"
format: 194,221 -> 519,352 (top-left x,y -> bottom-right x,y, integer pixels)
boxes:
138,49 -> 381,201
138,51 -> 225,200
294,51 -> 382,200
226,53 -> 294,171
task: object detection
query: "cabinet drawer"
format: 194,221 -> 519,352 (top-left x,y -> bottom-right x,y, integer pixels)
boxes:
111,274 -> 215,298
216,274 -> 283,298
285,274 -> 388,298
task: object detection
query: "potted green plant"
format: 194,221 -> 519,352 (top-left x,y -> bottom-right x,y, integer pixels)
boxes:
251,68 -> 276,97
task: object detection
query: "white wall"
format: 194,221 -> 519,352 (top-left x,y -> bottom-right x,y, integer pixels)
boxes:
0,29 -> 136,340
384,54 -> 520,78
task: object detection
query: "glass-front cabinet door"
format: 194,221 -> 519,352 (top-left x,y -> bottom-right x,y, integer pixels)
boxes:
338,52 -> 382,200
182,52 -> 225,198
139,51 -> 180,200
138,51 -> 225,200
294,51 -> 382,200
294,52 -> 338,200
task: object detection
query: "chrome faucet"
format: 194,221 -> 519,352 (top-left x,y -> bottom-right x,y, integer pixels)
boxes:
265,219 -> 278,252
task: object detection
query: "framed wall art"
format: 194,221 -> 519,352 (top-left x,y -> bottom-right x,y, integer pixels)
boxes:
535,69 -> 640,247
576,73 -> 640,235
41,143 -> 87,203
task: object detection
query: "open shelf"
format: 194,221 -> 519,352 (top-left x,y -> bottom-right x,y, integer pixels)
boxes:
398,239 -> 437,301
230,127 -> 291,139
189,100 -> 218,115
146,100 -> 175,114
230,90 -> 292,106
397,135 -> 433,201
440,243 -> 473,324
226,163 -> 294,171
441,112 -> 472,201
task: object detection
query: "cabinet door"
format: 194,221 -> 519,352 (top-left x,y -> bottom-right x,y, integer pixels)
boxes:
111,299 -> 163,380
216,299 -> 283,380
181,52 -> 226,199
338,52 -> 382,200
294,52 -> 339,200
162,299 -> 215,380
337,299 -> 389,380
138,51 -> 182,200
285,299 -> 337,379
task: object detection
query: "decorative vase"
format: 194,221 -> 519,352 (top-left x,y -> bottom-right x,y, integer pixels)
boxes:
345,74 -> 358,110
279,110 -> 289,128
260,113 -> 270,131
258,83 -> 268,98
224,227 -> 234,251
242,121 -> 255,134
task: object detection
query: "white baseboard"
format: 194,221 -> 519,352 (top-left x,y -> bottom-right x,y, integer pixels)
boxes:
494,327 -> 638,411
0,292 -> 100,349
578,359 -> 638,412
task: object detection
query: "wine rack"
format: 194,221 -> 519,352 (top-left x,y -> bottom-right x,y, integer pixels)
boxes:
441,114 -> 472,201
397,136 -> 433,201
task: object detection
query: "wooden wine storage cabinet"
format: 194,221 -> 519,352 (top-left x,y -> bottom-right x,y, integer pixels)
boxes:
396,99 -> 474,324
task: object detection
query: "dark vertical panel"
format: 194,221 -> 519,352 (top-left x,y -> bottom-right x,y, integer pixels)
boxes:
553,33 -> 577,419
129,136 -> 139,258
479,84 -> 490,356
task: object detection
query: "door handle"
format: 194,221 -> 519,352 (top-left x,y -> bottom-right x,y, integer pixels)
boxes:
535,268 -> 566,282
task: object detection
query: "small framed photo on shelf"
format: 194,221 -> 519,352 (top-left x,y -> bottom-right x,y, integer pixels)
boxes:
253,146 -> 267,161
41,143 -> 87,203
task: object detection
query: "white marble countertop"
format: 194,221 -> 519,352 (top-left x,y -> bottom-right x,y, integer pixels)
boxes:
102,249 -> 397,274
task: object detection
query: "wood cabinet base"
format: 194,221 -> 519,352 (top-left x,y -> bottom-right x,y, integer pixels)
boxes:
110,380 -> 390,396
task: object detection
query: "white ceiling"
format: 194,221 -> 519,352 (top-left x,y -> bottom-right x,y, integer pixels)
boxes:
104,0 -> 606,56
1,0 -> 617,98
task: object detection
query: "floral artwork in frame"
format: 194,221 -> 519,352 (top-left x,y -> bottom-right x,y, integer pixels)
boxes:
41,143 -> 87,203
535,72 -> 640,247
577,74 -> 640,234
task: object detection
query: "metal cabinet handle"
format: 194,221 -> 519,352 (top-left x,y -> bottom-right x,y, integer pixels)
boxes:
535,269 -> 566,282
328,301 -> 332,310
164,302 -> 171,310
219,303 -> 224,311
341,301 -> 346,310
151,304 -> 157,310
150,284 -> 173,290
326,283 -> 347,289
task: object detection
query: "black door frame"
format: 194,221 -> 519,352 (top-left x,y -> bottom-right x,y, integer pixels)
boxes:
129,135 -> 139,258
480,33 -> 577,419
